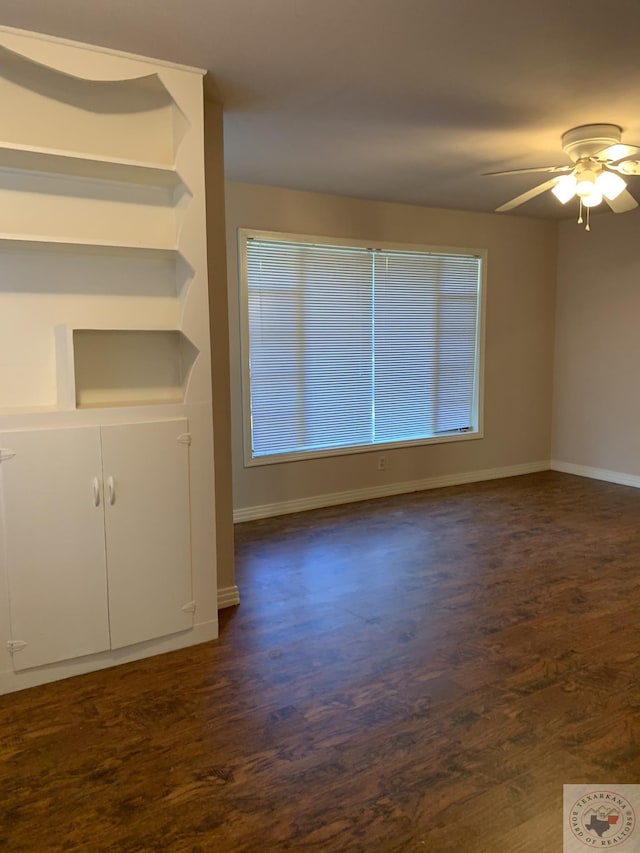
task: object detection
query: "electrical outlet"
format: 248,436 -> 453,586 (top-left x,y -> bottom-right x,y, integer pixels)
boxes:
378,455 -> 386,471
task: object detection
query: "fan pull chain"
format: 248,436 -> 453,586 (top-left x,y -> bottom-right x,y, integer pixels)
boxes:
576,199 -> 592,231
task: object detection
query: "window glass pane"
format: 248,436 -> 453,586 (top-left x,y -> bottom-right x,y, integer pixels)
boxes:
247,240 -> 372,457
374,253 -> 437,442
436,295 -> 478,432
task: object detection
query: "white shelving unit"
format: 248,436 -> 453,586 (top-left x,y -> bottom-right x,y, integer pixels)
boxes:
0,25 -> 217,694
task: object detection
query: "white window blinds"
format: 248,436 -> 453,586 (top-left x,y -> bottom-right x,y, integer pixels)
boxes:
243,233 -> 482,462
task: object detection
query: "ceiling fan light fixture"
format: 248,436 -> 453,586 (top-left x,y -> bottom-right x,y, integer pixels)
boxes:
582,188 -> 603,208
576,170 -> 598,197
552,174 -> 577,204
596,170 -> 627,200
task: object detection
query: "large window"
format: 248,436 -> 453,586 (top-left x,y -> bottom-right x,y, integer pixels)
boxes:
239,230 -> 485,464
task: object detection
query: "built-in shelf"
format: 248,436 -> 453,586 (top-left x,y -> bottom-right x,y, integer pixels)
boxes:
0,233 -> 179,256
0,33 -> 200,413
72,329 -> 199,409
0,44 -> 188,164
0,154 -> 190,252
0,141 -> 186,190
0,245 -> 193,304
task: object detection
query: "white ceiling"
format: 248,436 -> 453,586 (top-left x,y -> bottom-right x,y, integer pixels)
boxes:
2,0 -> 640,218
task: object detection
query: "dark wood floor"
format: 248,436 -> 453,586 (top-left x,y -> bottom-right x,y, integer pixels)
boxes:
2,471 -> 640,852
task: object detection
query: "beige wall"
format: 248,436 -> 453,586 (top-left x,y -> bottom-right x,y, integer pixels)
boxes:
204,99 -> 235,592
226,182 -> 558,514
553,209 -> 640,475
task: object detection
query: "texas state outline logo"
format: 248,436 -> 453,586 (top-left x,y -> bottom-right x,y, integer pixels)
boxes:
564,786 -> 638,849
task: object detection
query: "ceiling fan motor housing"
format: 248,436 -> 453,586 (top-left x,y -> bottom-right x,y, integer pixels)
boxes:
561,124 -> 622,162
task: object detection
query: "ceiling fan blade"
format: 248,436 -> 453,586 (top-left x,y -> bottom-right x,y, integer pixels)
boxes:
484,165 -> 570,177
598,143 -> 640,162
495,178 -> 559,213
605,188 -> 638,213
611,159 -> 640,176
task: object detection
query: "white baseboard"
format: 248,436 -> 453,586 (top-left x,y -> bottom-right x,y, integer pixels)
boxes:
217,584 -> 240,609
0,619 -> 219,696
233,460 -> 551,523
551,459 -> 640,489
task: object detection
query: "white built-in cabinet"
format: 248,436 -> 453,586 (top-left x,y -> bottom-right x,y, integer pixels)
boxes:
0,26 -> 218,694
2,420 -> 192,670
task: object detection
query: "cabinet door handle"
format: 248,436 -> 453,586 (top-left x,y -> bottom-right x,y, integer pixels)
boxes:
92,477 -> 101,507
107,475 -> 115,506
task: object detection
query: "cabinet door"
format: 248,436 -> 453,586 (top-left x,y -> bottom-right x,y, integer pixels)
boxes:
0,427 -> 110,670
101,419 -> 193,649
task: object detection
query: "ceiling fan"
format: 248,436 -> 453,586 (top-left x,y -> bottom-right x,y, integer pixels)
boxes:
487,123 -> 640,230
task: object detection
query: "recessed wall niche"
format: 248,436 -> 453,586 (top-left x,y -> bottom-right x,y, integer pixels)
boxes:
72,329 -> 199,408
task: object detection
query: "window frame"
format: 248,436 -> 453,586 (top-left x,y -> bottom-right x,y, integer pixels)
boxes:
238,228 -> 487,467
